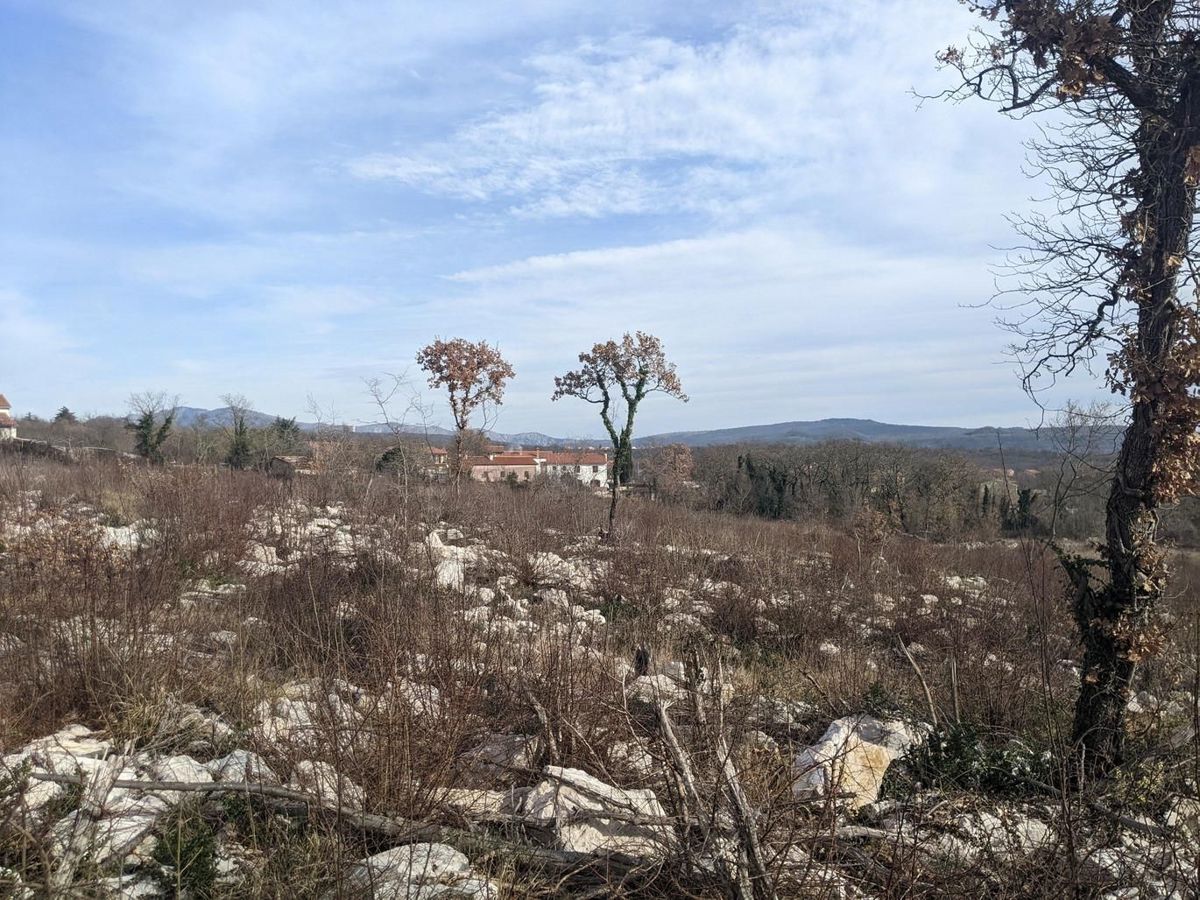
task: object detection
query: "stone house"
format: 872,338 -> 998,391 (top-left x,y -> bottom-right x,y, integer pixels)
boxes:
458,448 -> 610,486
465,453 -> 538,482
533,449 -> 609,487
0,394 -> 16,440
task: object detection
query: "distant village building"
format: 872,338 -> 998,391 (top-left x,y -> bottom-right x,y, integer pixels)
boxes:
465,453 -> 539,483
534,449 -> 609,487
429,446 -> 610,486
0,394 -> 16,441
415,441 -> 614,487
427,443 -> 508,477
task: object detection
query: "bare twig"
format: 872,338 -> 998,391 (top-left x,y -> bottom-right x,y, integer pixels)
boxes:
521,683 -> 561,765
898,637 -> 939,727
706,655 -> 778,900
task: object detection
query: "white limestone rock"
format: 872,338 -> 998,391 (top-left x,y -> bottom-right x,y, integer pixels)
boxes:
289,760 -> 365,809
93,874 -> 160,899
349,842 -> 497,899
463,733 -> 541,775
628,673 -> 690,706
793,715 -> 924,809
521,766 -> 672,858
435,558 -> 465,591
206,750 -> 280,785
933,808 -> 1056,861
146,754 -> 213,785
439,787 -> 524,819
50,793 -> 170,866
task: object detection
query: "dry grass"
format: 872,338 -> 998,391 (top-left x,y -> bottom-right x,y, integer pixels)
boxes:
0,455 -> 1197,897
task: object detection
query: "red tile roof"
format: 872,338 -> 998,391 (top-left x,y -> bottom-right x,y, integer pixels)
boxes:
0,412 -> 15,427
0,394 -> 10,410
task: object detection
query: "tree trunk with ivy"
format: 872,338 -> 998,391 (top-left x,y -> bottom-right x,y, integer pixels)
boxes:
1074,76 -> 1200,772
941,2 -> 1200,775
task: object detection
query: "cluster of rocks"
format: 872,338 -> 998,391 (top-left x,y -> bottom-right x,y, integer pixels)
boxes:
0,499 -> 154,557
0,710 -> 676,896
4,502 -> 1198,898
2,674 -> 1196,897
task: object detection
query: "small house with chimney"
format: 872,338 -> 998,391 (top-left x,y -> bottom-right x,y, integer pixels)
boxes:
0,394 -> 16,441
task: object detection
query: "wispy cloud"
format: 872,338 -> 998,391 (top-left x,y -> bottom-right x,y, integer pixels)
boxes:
349,9 -> 1028,235
350,28 -> 824,217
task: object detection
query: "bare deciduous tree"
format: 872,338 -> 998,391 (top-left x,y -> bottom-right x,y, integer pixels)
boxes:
366,371 -> 437,501
416,338 -> 514,486
552,332 -> 687,536
1045,401 -> 1121,539
940,1 -> 1200,774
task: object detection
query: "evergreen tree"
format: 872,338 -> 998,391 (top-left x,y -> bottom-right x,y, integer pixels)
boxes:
126,409 -> 175,464
225,409 -> 253,470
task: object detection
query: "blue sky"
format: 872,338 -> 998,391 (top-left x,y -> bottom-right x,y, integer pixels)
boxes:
0,0 -> 1107,435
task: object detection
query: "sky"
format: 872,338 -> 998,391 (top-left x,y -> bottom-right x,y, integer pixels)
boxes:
0,0 -> 1110,436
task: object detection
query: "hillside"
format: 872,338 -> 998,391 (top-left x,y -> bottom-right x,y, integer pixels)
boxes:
637,417 -> 1123,454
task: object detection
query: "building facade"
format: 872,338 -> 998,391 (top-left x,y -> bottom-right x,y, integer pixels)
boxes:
441,447 -> 610,485
464,453 -> 538,482
533,450 -> 609,487
0,394 -> 16,440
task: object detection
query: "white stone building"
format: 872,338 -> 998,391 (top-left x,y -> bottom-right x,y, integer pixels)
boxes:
531,450 -> 609,487
452,448 -> 610,486
0,394 -> 16,440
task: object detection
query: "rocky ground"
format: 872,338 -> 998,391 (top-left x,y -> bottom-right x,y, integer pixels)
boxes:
0,465 -> 1197,897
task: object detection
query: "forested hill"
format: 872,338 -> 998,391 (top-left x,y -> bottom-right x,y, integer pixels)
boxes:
637,417 -> 1122,453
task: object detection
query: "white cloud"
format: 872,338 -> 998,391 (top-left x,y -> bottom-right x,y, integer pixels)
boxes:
37,0 -> 645,224
350,7 -> 1032,235
350,27 -> 821,216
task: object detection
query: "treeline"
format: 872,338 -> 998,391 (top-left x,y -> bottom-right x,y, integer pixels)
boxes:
686,441 -> 989,540
662,440 -> 1200,546
12,405 -> 309,470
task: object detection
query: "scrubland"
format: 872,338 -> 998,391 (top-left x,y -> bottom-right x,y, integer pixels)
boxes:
0,456 -> 1197,898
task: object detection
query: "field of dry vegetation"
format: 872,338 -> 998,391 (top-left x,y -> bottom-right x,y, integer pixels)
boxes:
1,454 -> 1198,898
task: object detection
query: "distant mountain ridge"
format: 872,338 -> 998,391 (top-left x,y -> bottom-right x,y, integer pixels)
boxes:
170,409 -> 1120,455
636,417 -> 1122,454
173,407 -> 290,430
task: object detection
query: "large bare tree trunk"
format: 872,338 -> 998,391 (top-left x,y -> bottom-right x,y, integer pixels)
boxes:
1072,72 -> 1200,774
1072,425 -> 1155,773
